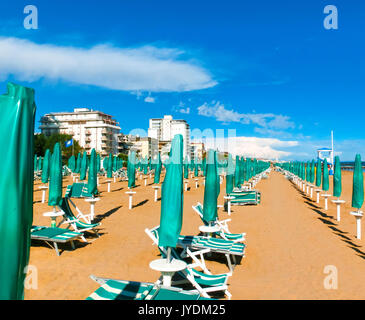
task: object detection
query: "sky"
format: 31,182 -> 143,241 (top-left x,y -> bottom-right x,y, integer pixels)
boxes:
0,0 -> 364,161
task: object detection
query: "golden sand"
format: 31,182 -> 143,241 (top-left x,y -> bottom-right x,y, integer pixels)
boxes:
25,170 -> 365,300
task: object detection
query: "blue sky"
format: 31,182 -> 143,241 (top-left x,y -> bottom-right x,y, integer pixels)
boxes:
0,0 -> 364,160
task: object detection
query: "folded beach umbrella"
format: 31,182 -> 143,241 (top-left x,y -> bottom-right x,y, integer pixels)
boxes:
48,142 -> 63,207
352,154 -> 364,209
183,157 -> 189,179
306,161 -> 310,182
234,155 -> 240,188
75,153 -> 81,173
226,154 -> 234,195
322,159 -> 329,192
158,134 -> 184,252
88,149 -> 98,196
203,149 -> 218,224
38,156 -> 42,171
96,154 -> 101,173
107,153 -> 113,178
215,151 -> 221,197
34,154 -> 38,172
113,155 -> 117,172
68,154 -> 76,173
127,150 -> 136,188
0,83 -> 35,300
202,157 -> 207,177
80,151 -> 88,181
310,160 -> 315,184
315,159 -> 322,188
41,149 -> 51,183
154,153 -> 162,184
333,156 -> 342,198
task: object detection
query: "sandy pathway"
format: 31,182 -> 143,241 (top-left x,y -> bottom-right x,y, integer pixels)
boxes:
230,171 -> 365,299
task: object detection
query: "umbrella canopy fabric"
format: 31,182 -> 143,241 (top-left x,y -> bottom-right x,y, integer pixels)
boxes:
80,151 -> 88,181
225,154 -> 234,195
0,83 -> 35,299
310,160 -> 315,184
315,159 -> 322,187
202,149 -> 218,223
154,153 -> 162,184
75,153 -> 81,173
107,153 -> 113,178
34,154 -> 38,172
41,149 -> 51,183
48,142 -> 63,207
158,134 -> 184,248
96,154 -> 101,173
183,157 -> 189,179
68,155 -> 76,172
127,150 -> 136,188
352,154 -> 364,209
322,159 -> 329,192
333,156 -> 342,198
88,149 -> 98,196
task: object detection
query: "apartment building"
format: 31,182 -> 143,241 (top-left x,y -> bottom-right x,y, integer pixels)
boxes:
39,107 -> 121,156
148,115 -> 191,158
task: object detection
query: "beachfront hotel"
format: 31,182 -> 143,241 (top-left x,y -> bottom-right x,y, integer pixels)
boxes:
39,108 -> 121,156
148,115 -> 191,159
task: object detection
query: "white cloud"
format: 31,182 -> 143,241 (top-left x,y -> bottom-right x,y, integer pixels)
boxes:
201,136 -> 299,160
144,96 -> 155,103
0,37 -> 217,92
173,101 -> 190,114
197,101 -> 295,130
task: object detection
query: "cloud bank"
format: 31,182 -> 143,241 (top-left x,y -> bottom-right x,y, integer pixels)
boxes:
0,37 -> 217,92
200,136 -> 298,160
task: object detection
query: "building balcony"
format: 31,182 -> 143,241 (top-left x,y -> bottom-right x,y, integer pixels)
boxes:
85,137 -> 91,142
85,144 -> 91,149
85,130 -> 92,135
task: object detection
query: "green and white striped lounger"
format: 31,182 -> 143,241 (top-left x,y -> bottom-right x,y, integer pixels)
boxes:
228,190 -> 261,206
146,228 -> 231,299
65,183 -> 95,198
87,277 -> 210,300
31,226 -> 83,256
193,203 -> 245,242
178,235 -> 245,273
58,197 -> 101,242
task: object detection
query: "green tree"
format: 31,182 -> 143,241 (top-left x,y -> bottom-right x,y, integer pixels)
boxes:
34,133 -> 83,164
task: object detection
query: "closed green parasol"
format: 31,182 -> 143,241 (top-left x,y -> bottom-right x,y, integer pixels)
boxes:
322,159 -> 329,192
315,159 -> 322,187
202,149 -> 218,223
0,83 -> 35,299
158,134 -> 184,249
48,142 -> 63,207
352,154 -> 364,209
127,150 -> 136,188
80,151 -> 88,181
225,153 -> 234,195
41,149 -> 51,183
333,156 -> 342,198
88,149 -> 98,196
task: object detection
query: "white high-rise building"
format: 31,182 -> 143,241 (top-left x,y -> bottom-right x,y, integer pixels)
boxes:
148,115 -> 190,159
39,108 -> 121,156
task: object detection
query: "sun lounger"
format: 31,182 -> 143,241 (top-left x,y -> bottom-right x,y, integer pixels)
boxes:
192,202 -> 246,242
30,225 -> 83,256
145,227 -> 231,299
65,182 -> 98,198
227,190 -> 261,206
87,276 -> 212,300
58,197 -> 101,242
149,226 -> 245,274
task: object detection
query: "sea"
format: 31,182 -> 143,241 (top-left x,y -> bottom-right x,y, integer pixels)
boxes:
340,162 -> 365,171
